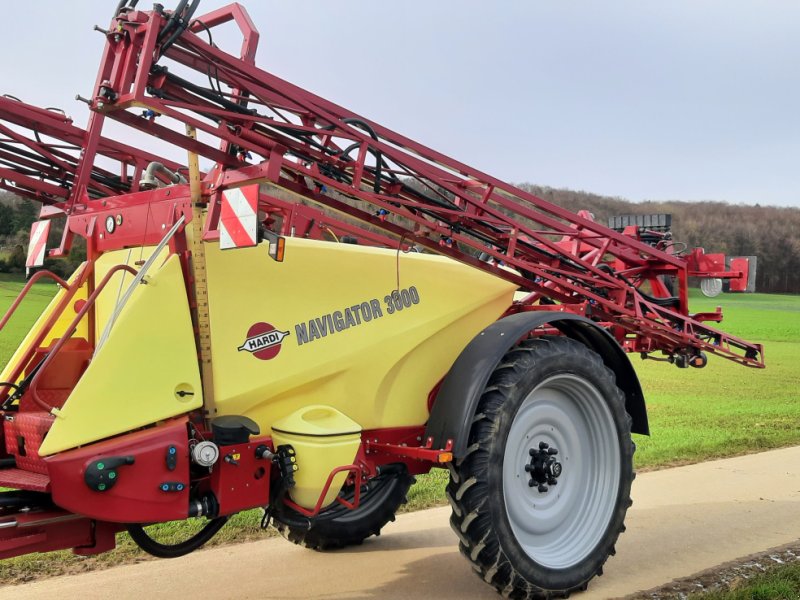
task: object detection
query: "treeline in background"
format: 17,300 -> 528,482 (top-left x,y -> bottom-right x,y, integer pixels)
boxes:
0,193 -> 85,278
518,185 -> 800,295
2,187 -> 799,294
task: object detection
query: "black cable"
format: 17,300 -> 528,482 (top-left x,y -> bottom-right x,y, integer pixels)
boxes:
145,83 -> 224,129
0,160 -> 43,178
192,20 -> 222,95
191,18 -> 214,47
113,0 -> 129,18
157,0 -> 188,43
341,118 -> 385,193
127,517 -> 228,559
0,490 -> 52,510
1,357 -> 47,411
160,0 -> 201,53
0,382 -> 20,411
596,264 -> 679,308
160,69 -> 254,116
0,142 -> 63,172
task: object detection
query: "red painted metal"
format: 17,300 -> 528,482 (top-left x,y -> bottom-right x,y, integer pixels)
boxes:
361,426 -> 438,476
28,264 -> 138,412
23,338 -> 92,399
0,467 -> 50,492
46,418 -> 191,523
4,412 -> 55,474
210,438 -> 271,516
65,189 -> 193,252
35,1 -> 758,368
366,438 -> 454,464
281,465 -> 363,518
0,270 -> 70,332
729,257 -> 751,292
0,264 -> 90,407
0,509 -> 121,560
0,0 -> 772,560
0,95 -> 184,205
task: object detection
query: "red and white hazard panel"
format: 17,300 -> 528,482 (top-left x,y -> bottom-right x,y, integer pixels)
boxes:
219,184 -> 258,249
26,220 -> 51,268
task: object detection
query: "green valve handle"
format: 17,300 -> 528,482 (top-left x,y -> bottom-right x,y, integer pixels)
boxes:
85,455 -> 135,492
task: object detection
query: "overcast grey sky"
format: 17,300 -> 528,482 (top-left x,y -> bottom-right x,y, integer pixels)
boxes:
4,1 -> 799,207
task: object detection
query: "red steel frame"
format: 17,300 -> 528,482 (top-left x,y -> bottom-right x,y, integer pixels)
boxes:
0,95 -> 184,204
45,2 -> 759,367
0,2 -> 763,368
0,0 -> 766,562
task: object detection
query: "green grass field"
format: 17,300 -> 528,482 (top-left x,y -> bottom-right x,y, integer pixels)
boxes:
1,278 -> 798,586
0,275 -> 57,367
633,291 -> 800,469
692,562 -> 800,600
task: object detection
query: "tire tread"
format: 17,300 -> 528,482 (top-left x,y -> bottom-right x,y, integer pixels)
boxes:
447,335 -> 635,599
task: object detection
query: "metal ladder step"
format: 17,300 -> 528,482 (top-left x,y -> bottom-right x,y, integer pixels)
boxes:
0,468 -> 50,493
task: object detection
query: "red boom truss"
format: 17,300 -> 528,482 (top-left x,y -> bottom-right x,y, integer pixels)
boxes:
1,1 -> 763,368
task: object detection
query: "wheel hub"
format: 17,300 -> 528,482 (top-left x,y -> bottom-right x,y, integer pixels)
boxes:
525,441 -> 562,493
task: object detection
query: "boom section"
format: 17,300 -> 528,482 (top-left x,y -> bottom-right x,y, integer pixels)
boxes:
17,2 -> 767,367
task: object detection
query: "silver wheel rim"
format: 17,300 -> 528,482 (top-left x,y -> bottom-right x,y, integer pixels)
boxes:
700,278 -> 723,297
502,373 -> 621,569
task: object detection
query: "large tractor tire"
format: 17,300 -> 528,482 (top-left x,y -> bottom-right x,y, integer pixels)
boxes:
448,336 -> 634,599
271,466 -> 415,550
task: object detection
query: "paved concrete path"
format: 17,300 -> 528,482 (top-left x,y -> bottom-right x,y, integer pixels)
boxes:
4,446 -> 800,599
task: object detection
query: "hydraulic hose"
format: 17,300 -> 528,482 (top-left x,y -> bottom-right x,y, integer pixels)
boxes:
342,117 -> 390,193
113,0 -> 139,19
160,0 -> 201,54
127,516 -> 228,559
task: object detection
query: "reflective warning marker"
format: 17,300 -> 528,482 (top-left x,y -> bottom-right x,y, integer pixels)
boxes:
26,220 -> 51,268
219,184 -> 258,249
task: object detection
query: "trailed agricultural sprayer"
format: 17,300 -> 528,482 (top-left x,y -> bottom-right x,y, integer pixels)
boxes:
0,2 -> 762,597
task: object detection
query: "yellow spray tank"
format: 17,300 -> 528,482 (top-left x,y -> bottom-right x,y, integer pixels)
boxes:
271,405 -> 362,509
29,232 -> 514,475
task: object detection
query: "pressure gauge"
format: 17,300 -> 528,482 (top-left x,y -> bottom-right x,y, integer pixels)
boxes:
105,215 -> 116,234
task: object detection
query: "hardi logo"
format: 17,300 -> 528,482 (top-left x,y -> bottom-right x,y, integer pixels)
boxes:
238,323 -> 290,360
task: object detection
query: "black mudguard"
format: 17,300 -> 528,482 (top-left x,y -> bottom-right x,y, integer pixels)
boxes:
425,312 -> 649,458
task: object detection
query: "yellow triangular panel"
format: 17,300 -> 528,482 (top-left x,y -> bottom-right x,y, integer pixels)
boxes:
40,255 -> 202,456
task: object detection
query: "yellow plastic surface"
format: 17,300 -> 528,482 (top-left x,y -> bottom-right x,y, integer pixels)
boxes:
272,405 -> 362,509
0,247 -> 167,389
204,237 -> 516,434
0,266 -> 88,385
39,255 -> 202,455
93,246 -> 168,336
272,404 -> 361,436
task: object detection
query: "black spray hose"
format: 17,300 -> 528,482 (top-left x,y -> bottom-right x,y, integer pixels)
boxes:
113,0 -> 139,19
342,118 -> 389,193
157,0 -> 189,43
127,516 -> 228,559
160,0 -> 201,53
160,69 -> 254,116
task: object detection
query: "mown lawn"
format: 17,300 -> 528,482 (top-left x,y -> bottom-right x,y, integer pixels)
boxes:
691,561 -> 800,600
633,291 -> 800,469
1,278 -> 798,586
0,275 -> 57,366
